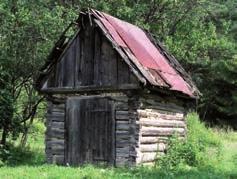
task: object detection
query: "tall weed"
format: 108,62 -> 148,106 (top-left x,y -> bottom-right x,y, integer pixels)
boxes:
156,113 -> 222,170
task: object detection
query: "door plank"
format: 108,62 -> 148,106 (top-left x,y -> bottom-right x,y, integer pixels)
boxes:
66,97 -> 114,165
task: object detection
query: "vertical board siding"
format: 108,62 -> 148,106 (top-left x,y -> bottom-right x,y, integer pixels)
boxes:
93,30 -> 101,86
66,97 -> 114,166
45,19 -> 138,90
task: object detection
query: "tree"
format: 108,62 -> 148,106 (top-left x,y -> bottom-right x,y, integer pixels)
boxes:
0,0 -> 236,147
0,0 -> 77,146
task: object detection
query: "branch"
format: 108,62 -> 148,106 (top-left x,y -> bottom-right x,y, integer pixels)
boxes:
20,97 -> 45,123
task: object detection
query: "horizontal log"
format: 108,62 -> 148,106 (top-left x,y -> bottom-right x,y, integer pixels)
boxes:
45,149 -> 65,157
116,131 -> 130,137
51,103 -> 65,108
42,84 -> 140,94
138,119 -> 185,128
141,126 -> 185,136
140,143 -> 166,152
137,152 -> 164,164
51,144 -> 64,150
51,148 -> 65,155
116,140 -> 130,147
116,123 -> 130,131
140,136 -> 168,144
51,122 -> 65,129
140,152 -> 157,163
116,152 -> 130,157
47,115 -> 65,122
52,155 -> 64,165
116,135 -> 130,141
137,109 -> 184,120
46,139 -> 65,147
116,121 -> 129,124
140,162 -> 154,166
116,111 -> 129,120
116,130 -> 129,135
46,111 -> 65,117
46,128 -> 65,139
116,147 -> 129,153
50,109 -> 65,114
139,99 -> 185,112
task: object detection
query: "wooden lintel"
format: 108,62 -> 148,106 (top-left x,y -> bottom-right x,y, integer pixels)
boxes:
41,84 -> 140,94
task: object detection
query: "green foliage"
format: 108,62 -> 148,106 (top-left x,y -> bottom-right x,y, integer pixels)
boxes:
0,0 -> 77,146
0,71 -> 14,128
0,0 -> 236,158
0,143 -> 44,166
0,120 -> 237,178
156,113 -> 222,170
0,120 -> 45,166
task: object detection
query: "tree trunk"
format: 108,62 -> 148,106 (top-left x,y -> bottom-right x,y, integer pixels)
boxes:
1,126 -> 8,146
20,117 -> 34,147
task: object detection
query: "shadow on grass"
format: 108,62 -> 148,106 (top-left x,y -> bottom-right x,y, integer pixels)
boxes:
0,143 -> 45,166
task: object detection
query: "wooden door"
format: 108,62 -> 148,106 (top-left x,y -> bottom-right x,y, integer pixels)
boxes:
66,97 -> 114,166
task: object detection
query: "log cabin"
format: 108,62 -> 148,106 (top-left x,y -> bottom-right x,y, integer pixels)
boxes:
35,9 -> 199,166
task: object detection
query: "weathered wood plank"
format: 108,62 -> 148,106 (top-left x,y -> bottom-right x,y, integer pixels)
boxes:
117,54 -> 130,84
116,123 -> 130,131
66,97 -> 114,165
141,126 -> 185,136
140,152 -> 157,163
46,139 -> 65,147
140,136 -> 168,144
138,118 -> 185,128
140,143 -> 166,152
137,109 -> 184,121
41,84 -> 140,93
116,111 -> 129,120
93,29 -> 101,85
93,19 -> 146,85
51,122 -> 65,129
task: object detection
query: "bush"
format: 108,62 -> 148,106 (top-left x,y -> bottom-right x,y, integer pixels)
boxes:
0,120 -> 46,167
156,113 -> 222,170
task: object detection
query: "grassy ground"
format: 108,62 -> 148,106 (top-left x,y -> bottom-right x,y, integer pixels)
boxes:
0,121 -> 237,179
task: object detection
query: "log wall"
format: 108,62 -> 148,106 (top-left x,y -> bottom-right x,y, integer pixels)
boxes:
135,95 -> 187,165
45,93 -> 139,166
45,92 -> 188,166
114,95 -> 139,167
45,101 -> 65,165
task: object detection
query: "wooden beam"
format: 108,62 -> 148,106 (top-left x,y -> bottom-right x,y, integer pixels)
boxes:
41,84 -> 140,94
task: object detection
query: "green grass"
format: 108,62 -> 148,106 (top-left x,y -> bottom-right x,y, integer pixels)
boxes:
0,118 -> 237,179
0,164 -> 236,179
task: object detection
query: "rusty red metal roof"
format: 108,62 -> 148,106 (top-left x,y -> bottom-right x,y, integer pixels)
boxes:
91,10 -> 194,97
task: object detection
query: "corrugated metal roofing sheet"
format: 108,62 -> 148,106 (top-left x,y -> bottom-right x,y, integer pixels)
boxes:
92,10 -> 194,97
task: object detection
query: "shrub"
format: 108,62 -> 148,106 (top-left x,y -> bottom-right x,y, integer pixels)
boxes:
156,113 -> 222,170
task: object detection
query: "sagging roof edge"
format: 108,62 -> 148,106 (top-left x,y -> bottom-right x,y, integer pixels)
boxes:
144,31 -> 201,97
34,9 -> 200,99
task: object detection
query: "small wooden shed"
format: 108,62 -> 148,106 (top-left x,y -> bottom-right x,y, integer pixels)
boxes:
35,9 -> 199,166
